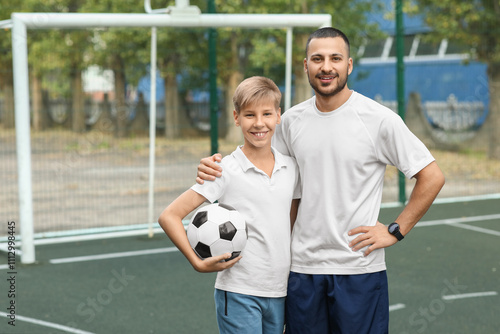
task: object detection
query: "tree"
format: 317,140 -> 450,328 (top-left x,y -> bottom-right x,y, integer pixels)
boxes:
0,24 -> 14,128
411,0 -> 500,159
80,0 -> 150,138
0,2 -> 21,129
156,28 -> 206,139
2,0 -> 385,138
2,1 -> 92,131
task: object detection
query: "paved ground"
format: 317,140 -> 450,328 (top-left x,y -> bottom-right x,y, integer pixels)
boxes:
0,199 -> 499,334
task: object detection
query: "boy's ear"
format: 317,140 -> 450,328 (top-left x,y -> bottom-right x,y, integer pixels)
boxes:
233,110 -> 239,126
277,108 -> 281,124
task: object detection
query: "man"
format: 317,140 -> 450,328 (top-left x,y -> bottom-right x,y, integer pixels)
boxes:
197,27 -> 445,333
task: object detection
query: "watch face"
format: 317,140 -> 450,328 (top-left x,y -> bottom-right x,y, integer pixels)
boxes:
389,223 -> 399,234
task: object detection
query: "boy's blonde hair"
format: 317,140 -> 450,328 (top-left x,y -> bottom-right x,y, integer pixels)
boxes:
232,76 -> 281,113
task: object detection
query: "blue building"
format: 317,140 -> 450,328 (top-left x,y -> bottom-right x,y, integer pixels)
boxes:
349,1 -> 489,131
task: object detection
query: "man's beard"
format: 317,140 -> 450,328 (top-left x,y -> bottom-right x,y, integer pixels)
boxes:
308,71 -> 349,98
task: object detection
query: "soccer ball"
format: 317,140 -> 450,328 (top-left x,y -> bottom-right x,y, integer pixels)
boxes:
187,203 -> 247,261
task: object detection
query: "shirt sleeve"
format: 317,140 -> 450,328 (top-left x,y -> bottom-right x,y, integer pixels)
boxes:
377,114 -> 435,179
190,162 -> 228,203
272,123 -> 291,156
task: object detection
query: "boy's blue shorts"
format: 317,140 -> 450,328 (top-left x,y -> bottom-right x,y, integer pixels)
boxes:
215,289 -> 285,334
285,271 -> 389,334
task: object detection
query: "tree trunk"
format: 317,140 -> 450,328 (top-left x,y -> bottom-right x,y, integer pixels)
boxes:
487,62 -> 500,159
72,69 -> 86,133
31,73 -> 48,131
129,93 -> 149,136
93,93 -> 115,134
225,71 -> 243,143
293,34 -> 312,107
225,32 -> 244,143
112,55 -> 127,138
165,72 -> 179,139
1,74 -> 15,128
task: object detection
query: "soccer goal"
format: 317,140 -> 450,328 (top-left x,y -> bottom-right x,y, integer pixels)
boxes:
10,3 -> 331,264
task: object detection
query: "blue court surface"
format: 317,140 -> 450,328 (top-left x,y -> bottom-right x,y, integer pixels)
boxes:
0,198 -> 499,334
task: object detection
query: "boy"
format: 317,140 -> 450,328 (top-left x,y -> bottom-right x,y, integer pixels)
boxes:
158,76 -> 300,334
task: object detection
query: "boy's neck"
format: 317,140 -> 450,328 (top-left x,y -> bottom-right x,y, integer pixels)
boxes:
241,145 -> 275,177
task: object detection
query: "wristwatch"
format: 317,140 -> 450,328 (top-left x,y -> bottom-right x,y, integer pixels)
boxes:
388,222 -> 404,241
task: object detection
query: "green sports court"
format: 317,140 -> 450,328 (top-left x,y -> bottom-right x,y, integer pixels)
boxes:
1,198 -> 499,334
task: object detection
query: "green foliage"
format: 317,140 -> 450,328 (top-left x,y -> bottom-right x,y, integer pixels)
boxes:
1,0 -> 387,100
411,0 -> 500,63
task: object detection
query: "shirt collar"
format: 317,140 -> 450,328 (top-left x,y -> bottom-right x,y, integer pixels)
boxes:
232,146 -> 287,173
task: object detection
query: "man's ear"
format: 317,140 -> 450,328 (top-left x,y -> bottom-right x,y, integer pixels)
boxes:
303,58 -> 308,72
348,57 -> 353,75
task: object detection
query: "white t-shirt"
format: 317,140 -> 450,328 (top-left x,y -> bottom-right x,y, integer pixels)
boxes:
191,146 -> 300,297
273,91 -> 435,275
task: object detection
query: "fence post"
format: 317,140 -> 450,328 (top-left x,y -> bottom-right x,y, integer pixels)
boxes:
208,0 -> 218,155
396,0 -> 407,204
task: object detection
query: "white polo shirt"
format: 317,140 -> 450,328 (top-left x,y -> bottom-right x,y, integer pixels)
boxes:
191,146 -> 300,298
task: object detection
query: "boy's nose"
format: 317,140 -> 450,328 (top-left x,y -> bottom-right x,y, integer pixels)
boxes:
254,116 -> 264,127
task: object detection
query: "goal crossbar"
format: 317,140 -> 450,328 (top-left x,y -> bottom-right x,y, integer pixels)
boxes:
12,12 -> 331,29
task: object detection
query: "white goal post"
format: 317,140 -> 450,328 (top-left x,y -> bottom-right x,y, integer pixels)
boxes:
11,9 -> 331,264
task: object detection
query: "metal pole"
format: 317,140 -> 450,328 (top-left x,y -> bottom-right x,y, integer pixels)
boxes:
147,27 -> 157,237
14,13 -> 332,30
285,27 -> 293,111
208,0 -> 218,155
396,0 -> 407,204
12,15 -> 35,264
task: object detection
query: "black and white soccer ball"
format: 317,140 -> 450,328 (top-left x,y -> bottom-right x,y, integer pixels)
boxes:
187,203 -> 247,261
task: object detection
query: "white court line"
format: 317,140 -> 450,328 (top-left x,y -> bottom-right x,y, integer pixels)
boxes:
0,311 -> 94,334
389,303 -> 405,312
442,291 -> 498,301
0,264 -> 9,270
415,214 -> 500,237
451,223 -> 500,236
49,247 -> 179,264
380,193 -> 500,208
416,213 -> 500,227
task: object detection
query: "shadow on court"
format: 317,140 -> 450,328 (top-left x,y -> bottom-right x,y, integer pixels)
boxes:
1,198 -> 499,334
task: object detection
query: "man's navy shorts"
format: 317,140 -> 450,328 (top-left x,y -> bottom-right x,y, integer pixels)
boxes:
285,271 -> 389,334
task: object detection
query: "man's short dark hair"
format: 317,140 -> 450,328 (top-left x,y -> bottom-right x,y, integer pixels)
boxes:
305,27 -> 351,58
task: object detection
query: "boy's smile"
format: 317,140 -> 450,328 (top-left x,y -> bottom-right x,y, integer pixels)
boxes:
234,101 -> 281,152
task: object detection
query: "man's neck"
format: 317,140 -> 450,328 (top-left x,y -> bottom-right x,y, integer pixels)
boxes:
315,88 -> 353,113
